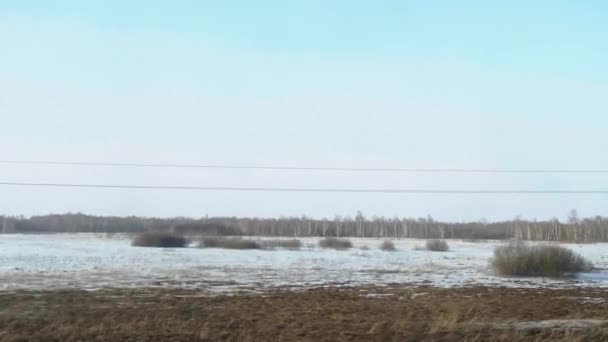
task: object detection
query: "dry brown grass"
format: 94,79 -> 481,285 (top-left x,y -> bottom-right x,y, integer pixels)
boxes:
3,286 -> 608,341
492,241 -> 593,277
131,232 -> 187,248
426,239 -> 449,252
199,237 -> 261,249
429,309 -> 462,334
380,240 -> 396,251
319,237 -> 353,250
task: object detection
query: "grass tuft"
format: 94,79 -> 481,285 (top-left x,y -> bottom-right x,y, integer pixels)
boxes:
259,239 -> 302,250
131,232 -> 187,248
199,237 -> 261,249
491,241 -> 593,277
319,237 -> 353,250
426,239 -> 449,252
380,240 -> 396,251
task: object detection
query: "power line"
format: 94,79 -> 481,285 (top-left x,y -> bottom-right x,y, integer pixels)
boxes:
0,160 -> 607,174
0,182 -> 607,194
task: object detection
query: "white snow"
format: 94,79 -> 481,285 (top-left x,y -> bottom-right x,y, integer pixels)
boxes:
1,234 -> 607,292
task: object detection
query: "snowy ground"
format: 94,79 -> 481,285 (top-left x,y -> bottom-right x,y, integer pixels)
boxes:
1,234 -> 607,292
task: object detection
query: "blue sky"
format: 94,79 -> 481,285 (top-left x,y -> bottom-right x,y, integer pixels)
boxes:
0,1 -> 607,220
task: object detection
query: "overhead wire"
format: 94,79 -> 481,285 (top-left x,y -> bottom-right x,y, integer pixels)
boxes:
0,160 -> 607,174
0,182 -> 606,194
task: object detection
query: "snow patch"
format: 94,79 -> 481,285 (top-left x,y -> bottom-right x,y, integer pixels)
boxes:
1,234 -> 608,292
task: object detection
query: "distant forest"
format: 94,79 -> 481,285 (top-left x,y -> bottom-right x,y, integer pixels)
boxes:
2,211 -> 607,243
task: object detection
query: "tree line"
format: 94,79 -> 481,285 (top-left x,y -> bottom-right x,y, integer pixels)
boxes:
1,210 -> 607,243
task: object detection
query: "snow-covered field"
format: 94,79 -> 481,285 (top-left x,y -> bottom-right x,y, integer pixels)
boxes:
1,234 -> 607,292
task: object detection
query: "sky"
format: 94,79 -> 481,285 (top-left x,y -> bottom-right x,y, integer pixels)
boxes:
0,1 -> 607,221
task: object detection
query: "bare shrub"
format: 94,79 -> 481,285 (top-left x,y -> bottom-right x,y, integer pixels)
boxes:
359,245 -> 370,251
319,237 -> 352,250
426,239 -> 449,252
492,241 -> 593,277
199,237 -> 261,249
259,239 -> 302,250
380,240 -> 396,251
131,232 -> 187,248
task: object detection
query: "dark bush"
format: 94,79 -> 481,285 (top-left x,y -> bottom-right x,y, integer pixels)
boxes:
491,241 -> 593,277
131,233 -> 187,248
199,237 -> 261,249
319,237 -> 352,250
426,239 -> 449,252
380,240 -> 396,251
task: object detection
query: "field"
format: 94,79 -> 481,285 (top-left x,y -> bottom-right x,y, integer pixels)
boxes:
2,234 -> 608,340
3,286 -> 608,341
2,234 -> 608,291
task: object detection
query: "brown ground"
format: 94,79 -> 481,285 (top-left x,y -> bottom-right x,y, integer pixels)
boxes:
2,286 -> 608,341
